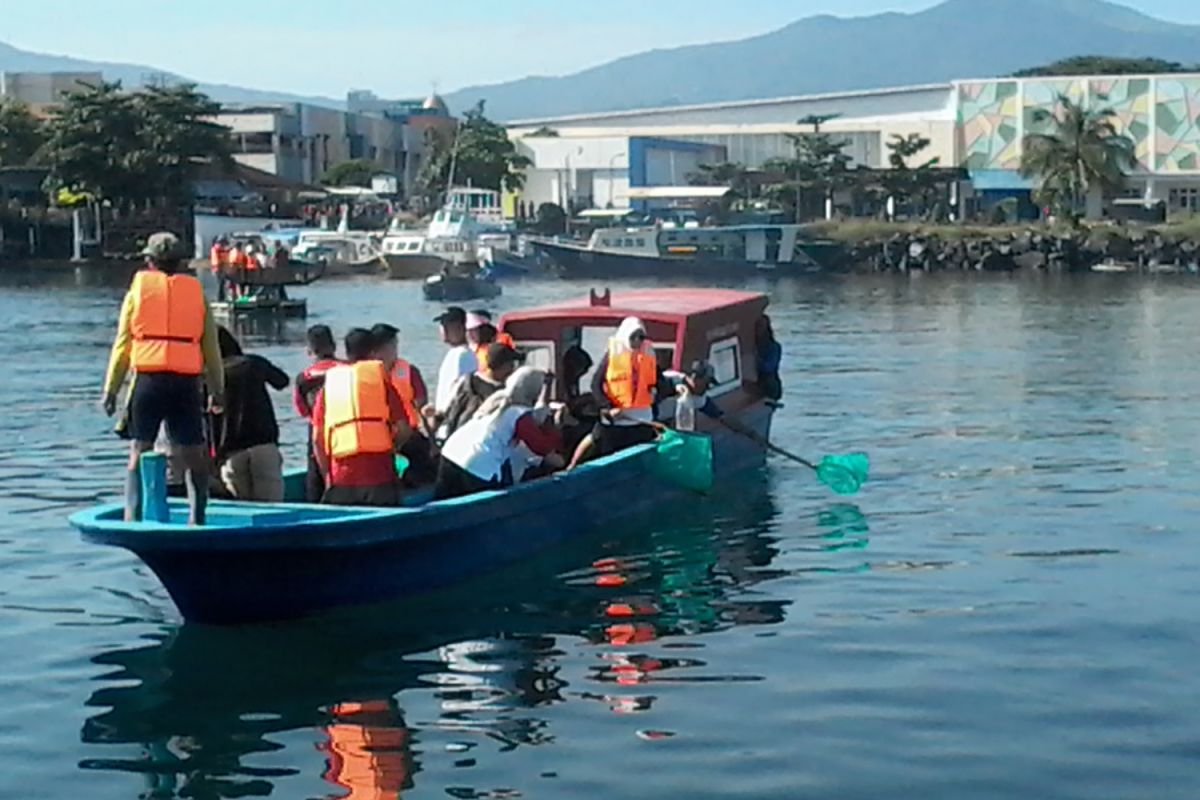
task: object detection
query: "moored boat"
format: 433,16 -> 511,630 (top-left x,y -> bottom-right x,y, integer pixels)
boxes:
532,223 -> 843,277
71,288 -> 778,624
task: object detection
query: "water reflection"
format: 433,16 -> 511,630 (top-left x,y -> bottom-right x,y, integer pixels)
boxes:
78,477 -> 814,798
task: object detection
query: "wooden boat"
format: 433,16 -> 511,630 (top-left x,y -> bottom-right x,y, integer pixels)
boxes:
70,289 -> 777,624
532,224 -> 843,277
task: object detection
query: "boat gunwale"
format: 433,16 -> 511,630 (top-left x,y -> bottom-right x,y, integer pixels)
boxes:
70,442 -> 663,551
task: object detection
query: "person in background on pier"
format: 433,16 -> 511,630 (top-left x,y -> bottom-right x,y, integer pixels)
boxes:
441,342 -> 524,437
755,315 -> 783,402
209,237 -> 230,301
295,325 -> 341,502
370,323 -> 438,486
568,317 -> 668,467
425,307 -> 477,438
436,367 -> 565,500
211,327 -> 289,502
312,328 -> 412,507
101,232 -> 225,525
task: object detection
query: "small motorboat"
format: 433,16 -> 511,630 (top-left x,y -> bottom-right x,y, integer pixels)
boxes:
422,271 -> 502,302
72,288 -> 779,624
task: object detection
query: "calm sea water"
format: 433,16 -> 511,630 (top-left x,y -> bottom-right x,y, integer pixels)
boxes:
0,267 -> 1198,799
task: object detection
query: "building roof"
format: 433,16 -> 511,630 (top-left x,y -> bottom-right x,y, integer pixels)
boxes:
507,82 -> 954,127
501,288 -> 766,327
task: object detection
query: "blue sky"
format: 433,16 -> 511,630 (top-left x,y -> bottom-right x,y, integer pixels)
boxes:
3,0 -> 1198,98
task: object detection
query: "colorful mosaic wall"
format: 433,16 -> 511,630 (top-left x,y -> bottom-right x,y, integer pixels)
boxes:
1155,78 -> 1200,172
959,77 -> 1195,173
958,81 -> 1020,170
1089,78 -> 1151,169
1023,79 -> 1085,138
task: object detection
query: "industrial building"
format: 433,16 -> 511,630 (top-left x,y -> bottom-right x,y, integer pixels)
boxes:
507,73 -> 1200,217
0,71 -> 102,114
510,134 -> 725,215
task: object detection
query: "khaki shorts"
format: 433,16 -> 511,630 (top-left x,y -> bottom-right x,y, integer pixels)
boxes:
220,443 -> 284,502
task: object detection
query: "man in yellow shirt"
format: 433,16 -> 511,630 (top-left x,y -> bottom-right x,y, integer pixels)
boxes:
101,232 -> 225,524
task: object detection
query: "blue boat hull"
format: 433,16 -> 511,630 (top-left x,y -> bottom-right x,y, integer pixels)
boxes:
72,406 -> 773,624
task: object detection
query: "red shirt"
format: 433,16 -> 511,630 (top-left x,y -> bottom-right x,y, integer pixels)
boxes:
294,358 -> 342,419
514,414 -> 563,456
312,377 -> 409,488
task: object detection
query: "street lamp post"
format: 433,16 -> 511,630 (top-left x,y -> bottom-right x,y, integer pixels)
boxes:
608,152 -> 627,209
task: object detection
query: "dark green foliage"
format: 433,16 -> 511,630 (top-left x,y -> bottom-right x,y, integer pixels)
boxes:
321,159 -> 378,187
0,99 -> 43,167
1014,56 -> 1193,77
416,102 -> 532,210
41,81 -> 230,207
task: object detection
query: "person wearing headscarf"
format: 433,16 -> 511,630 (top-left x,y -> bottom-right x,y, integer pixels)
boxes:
435,367 -> 565,500
571,317 -> 671,466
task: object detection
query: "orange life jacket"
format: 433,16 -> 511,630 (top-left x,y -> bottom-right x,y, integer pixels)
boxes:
388,359 -> 422,430
129,270 -> 206,375
475,332 -> 516,372
209,244 -> 227,272
604,340 -> 656,409
323,361 -> 395,459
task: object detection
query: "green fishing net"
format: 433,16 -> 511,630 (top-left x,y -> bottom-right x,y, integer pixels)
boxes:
815,453 -> 870,495
654,430 -> 713,494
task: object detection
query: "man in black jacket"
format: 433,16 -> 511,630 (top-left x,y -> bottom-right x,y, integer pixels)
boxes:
213,327 -> 290,501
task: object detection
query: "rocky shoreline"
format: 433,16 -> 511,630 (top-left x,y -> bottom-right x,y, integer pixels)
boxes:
820,225 -> 1200,274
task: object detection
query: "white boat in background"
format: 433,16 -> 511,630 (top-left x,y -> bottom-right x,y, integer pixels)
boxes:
292,206 -> 384,275
382,188 -> 504,280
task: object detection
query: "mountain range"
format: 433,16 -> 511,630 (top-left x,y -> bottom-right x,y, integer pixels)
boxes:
0,40 -> 340,109
2,0 -> 1199,121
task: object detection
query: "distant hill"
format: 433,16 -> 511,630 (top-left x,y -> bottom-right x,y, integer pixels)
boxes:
444,0 -> 1200,121
0,40 -> 342,109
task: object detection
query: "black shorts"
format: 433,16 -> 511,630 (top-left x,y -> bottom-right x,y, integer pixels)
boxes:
591,421 -> 657,458
128,373 -> 206,446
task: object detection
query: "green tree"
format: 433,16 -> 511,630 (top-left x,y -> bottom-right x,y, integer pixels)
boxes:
533,202 -> 567,235
0,99 -> 44,167
43,80 -> 230,208
1020,94 -> 1134,223
883,133 -> 941,217
415,102 -> 532,209
133,84 -> 231,203
1014,56 -> 1192,77
321,158 -> 378,187
763,129 -> 852,222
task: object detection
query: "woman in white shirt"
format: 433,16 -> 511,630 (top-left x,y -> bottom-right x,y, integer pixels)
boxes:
436,367 -> 565,500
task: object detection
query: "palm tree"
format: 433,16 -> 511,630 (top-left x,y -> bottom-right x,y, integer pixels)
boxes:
1020,94 -> 1135,223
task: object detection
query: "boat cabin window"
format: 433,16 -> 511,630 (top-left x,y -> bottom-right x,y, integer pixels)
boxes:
517,341 -> 556,374
707,336 -> 742,398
